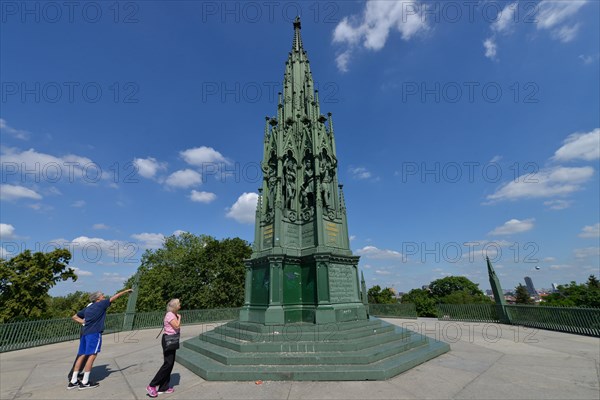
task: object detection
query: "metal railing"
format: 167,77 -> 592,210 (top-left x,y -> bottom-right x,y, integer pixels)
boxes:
368,303 -> 418,319
436,304 -> 600,337
0,308 -> 240,353
2,304 -> 599,352
437,303 -> 502,323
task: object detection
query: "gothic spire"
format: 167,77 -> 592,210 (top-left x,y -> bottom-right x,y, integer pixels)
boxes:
292,16 -> 303,52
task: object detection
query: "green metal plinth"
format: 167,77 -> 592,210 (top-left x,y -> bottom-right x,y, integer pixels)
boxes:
176,317 -> 450,381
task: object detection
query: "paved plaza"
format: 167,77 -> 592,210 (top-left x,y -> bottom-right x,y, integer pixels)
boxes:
1,318 -> 598,400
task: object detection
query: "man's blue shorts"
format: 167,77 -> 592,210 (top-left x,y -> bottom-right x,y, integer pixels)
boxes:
78,333 -> 102,355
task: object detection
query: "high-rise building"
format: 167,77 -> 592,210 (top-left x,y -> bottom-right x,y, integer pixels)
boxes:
524,276 -> 537,296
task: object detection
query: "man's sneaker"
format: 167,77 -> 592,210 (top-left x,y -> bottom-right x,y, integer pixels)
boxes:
67,382 -> 79,390
78,381 -> 100,390
146,385 -> 158,398
158,387 -> 175,394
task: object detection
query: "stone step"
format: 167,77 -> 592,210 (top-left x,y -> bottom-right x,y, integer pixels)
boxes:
197,324 -> 410,353
183,331 -> 428,365
213,319 -> 396,342
176,338 -> 450,381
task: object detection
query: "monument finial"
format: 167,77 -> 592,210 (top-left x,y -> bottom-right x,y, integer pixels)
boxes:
292,16 -> 303,52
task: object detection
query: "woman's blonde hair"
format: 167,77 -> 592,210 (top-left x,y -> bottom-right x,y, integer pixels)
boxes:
166,298 -> 180,313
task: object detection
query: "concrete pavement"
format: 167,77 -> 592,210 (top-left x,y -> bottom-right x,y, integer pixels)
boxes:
1,318 -> 598,400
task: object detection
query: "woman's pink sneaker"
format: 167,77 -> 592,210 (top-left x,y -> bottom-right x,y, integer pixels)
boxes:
158,388 -> 175,394
146,385 -> 158,398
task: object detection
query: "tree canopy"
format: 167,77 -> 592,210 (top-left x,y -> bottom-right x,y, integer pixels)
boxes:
515,284 -> 534,304
0,249 -> 77,322
541,275 -> 600,308
401,276 -> 491,317
367,285 -> 397,304
111,233 -> 252,312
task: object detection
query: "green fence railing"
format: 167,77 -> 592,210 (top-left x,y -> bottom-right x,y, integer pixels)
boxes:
505,305 -> 600,337
368,303 -> 418,319
0,308 -> 240,353
436,304 -> 600,337
437,303 -> 502,323
0,313 -> 125,353
2,304 -> 599,352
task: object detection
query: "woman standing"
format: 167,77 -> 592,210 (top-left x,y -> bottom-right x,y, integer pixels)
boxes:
146,299 -> 181,398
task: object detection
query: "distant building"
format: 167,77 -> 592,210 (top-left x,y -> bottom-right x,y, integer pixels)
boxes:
524,276 -> 537,296
552,283 -> 559,292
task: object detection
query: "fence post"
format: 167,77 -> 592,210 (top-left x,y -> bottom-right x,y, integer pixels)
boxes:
122,272 -> 140,331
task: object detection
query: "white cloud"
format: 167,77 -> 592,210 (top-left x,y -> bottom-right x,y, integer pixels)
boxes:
335,50 -> 352,73
549,264 -> 574,270
488,218 -> 535,236
0,223 -> 16,239
552,23 -> 580,43
536,1 -> 587,30
574,247 -> 600,259
71,200 -> 86,208
0,119 -> 30,140
165,169 -> 202,188
487,166 -> 594,202
349,166 -> 372,180
133,157 -> 166,179
553,128 -> 600,162
332,1 -> 428,71
543,199 -> 573,210
375,269 -> 392,276
102,272 -> 127,283
579,223 -> 600,239
74,268 -> 93,277
0,184 -> 42,201
1,147 -> 96,184
349,235 -> 356,241
536,0 -> 588,42
93,223 -> 110,230
356,245 -> 402,259
131,232 -> 165,249
226,192 -> 258,224
483,37 -> 498,60
180,146 -> 227,166
491,2 -> 518,34
190,190 -> 217,203
543,257 -> 556,262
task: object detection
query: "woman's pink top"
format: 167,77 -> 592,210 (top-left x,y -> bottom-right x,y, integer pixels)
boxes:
164,311 -> 180,335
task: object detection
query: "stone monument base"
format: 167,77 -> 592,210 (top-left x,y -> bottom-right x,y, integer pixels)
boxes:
176,317 -> 450,381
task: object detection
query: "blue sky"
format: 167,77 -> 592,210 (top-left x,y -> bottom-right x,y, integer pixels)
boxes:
1,0 -> 598,297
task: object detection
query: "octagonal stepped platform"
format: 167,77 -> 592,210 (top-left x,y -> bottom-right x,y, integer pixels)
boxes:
176,317 -> 450,381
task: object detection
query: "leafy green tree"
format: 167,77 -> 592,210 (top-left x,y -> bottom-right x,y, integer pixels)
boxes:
367,285 -> 396,304
429,276 -> 491,304
47,291 -> 91,318
401,288 -> 437,317
0,249 -> 77,322
111,233 -> 252,312
515,284 -> 534,304
541,276 -> 600,308
429,276 -> 484,298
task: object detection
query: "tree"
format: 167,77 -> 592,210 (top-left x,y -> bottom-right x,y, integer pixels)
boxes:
515,284 -> 534,304
47,291 -> 90,318
429,276 -> 485,298
110,233 -> 252,312
0,249 -> 77,322
429,276 -> 491,304
401,288 -> 437,317
367,285 -> 396,304
541,276 -> 600,308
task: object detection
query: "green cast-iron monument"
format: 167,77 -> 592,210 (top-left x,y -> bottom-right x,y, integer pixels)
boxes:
176,18 -> 450,380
